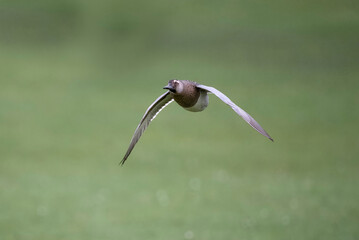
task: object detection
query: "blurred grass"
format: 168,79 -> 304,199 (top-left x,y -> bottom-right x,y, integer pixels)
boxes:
1,0 -> 359,239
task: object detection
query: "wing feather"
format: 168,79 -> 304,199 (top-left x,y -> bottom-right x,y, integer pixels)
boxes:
197,84 -> 273,141
121,91 -> 174,165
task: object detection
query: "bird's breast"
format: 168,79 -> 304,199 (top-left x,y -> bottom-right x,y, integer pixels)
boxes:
183,90 -> 209,112
172,87 -> 198,107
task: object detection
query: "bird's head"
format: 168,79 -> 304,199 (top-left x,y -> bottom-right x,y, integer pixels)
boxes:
163,80 -> 183,94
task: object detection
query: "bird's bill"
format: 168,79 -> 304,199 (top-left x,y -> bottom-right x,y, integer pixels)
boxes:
163,84 -> 175,92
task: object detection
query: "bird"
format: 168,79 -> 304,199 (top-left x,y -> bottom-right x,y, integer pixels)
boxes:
121,80 -> 273,165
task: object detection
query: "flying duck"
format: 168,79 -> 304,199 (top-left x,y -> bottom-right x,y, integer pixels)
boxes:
121,80 -> 273,165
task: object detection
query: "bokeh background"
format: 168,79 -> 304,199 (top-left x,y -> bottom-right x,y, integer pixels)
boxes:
1,0 -> 358,239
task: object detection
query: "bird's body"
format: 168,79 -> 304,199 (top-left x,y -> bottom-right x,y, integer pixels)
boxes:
168,80 -> 209,111
183,89 -> 209,112
121,80 -> 273,165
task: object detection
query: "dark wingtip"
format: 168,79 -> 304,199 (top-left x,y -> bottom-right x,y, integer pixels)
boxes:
269,137 -> 274,142
119,158 -> 126,166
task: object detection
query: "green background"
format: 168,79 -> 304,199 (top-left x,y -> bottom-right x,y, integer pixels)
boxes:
1,0 -> 358,239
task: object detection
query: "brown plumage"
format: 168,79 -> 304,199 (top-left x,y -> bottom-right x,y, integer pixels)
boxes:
170,80 -> 200,108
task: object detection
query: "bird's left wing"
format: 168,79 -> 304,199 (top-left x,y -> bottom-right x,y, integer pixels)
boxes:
121,91 -> 174,165
196,84 -> 273,141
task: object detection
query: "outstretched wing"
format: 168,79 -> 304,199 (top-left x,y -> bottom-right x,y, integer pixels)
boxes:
196,84 -> 273,141
121,91 -> 174,165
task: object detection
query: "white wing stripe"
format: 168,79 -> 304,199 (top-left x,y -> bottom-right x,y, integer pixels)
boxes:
151,99 -> 174,121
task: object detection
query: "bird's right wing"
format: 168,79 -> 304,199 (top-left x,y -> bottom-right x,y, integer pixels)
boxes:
121,91 -> 174,165
197,84 -> 273,141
